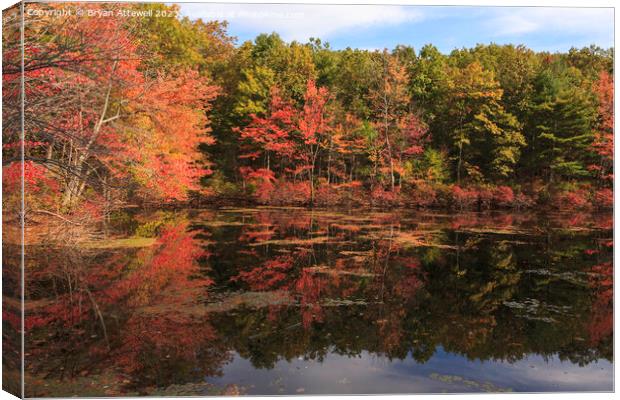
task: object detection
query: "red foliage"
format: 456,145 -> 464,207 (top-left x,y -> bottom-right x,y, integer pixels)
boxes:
314,180 -> 365,207
236,87 -> 297,165
314,183 -> 339,206
241,168 -> 276,204
12,4 -> 219,205
91,221 -> 211,313
3,161 -> 60,210
232,255 -> 294,291
108,222 -> 222,380
239,225 -> 276,244
407,182 -> 438,208
298,80 -> 331,147
371,186 -> 401,207
2,140 -> 46,150
400,114 -> 429,156
450,185 -> 478,209
270,181 -> 312,205
588,261 -> 613,346
492,186 -> 515,207
591,71 -> 613,167
122,72 -> 219,201
295,269 -> 326,329
594,188 -> 613,209
3,161 -> 56,194
115,311 -> 222,379
238,81 -> 334,205
554,189 -> 592,210
24,219 -> 210,351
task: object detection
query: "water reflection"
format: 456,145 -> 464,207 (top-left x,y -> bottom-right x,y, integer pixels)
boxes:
23,208 -> 613,396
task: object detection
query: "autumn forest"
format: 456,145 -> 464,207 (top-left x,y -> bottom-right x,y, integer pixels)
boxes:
2,3 -> 614,215
1,2 -> 614,397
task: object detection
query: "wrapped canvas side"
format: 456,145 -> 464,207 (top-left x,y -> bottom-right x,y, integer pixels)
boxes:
2,2 -> 25,399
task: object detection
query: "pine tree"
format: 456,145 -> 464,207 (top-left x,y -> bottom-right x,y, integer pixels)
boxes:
526,64 -> 597,183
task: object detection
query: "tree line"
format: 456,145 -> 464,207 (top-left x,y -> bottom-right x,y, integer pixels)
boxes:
2,3 -> 614,222
207,33 -> 613,210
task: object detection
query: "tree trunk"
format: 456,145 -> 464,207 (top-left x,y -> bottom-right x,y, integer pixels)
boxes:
309,165 -> 315,205
326,137 -> 332,184
61,154 -> 87,208
382,53 -> 395,191
386,134 -> 395,191
457,138 -> 463,185
60,61 -> 118,210
350,155 -> 355,183
309,145 -> 319,205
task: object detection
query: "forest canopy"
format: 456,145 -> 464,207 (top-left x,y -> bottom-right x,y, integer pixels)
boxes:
2,3 -> 614,221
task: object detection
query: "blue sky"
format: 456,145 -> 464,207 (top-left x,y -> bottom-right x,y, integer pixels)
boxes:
178,4 -> 613,53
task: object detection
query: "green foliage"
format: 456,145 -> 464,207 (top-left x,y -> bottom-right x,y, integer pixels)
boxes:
307,38 -> 338,88
434,62 -> 526,183
247,33 -> 317,104
205,170 -> 245,197
133,3 -> 234,75
564,45 -> 614,79
332,49 -> 381,119
234,66 -> 276,116
134,212 -> 178,238
469,103 -> 525,179
408,44 -> 449,118
357,121 -> 382,180
454,44 -> 540,120
422,148 -> 450,183
524,62 -> 597,182
108,211 -> 139,233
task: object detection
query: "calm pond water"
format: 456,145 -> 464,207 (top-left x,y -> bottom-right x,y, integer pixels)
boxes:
16,207 -> 613,396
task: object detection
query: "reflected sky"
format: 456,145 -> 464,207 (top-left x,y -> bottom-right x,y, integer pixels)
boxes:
208,348 -> 612,394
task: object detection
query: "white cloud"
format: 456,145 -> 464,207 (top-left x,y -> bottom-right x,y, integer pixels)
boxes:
486,7 -> 613,38
179,3 -> 424,42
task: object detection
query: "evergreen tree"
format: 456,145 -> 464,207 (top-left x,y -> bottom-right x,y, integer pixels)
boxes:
525,63 -> 597,183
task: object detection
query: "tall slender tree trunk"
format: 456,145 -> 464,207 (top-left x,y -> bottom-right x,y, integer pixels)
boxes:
457,138 -> 463,185
382,54 -> 395,191
309,145 -> 319,205
373,147 -> 379,186
386,135 -> 395,191
326,136 -> 332,184
350,155 -> 355,183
